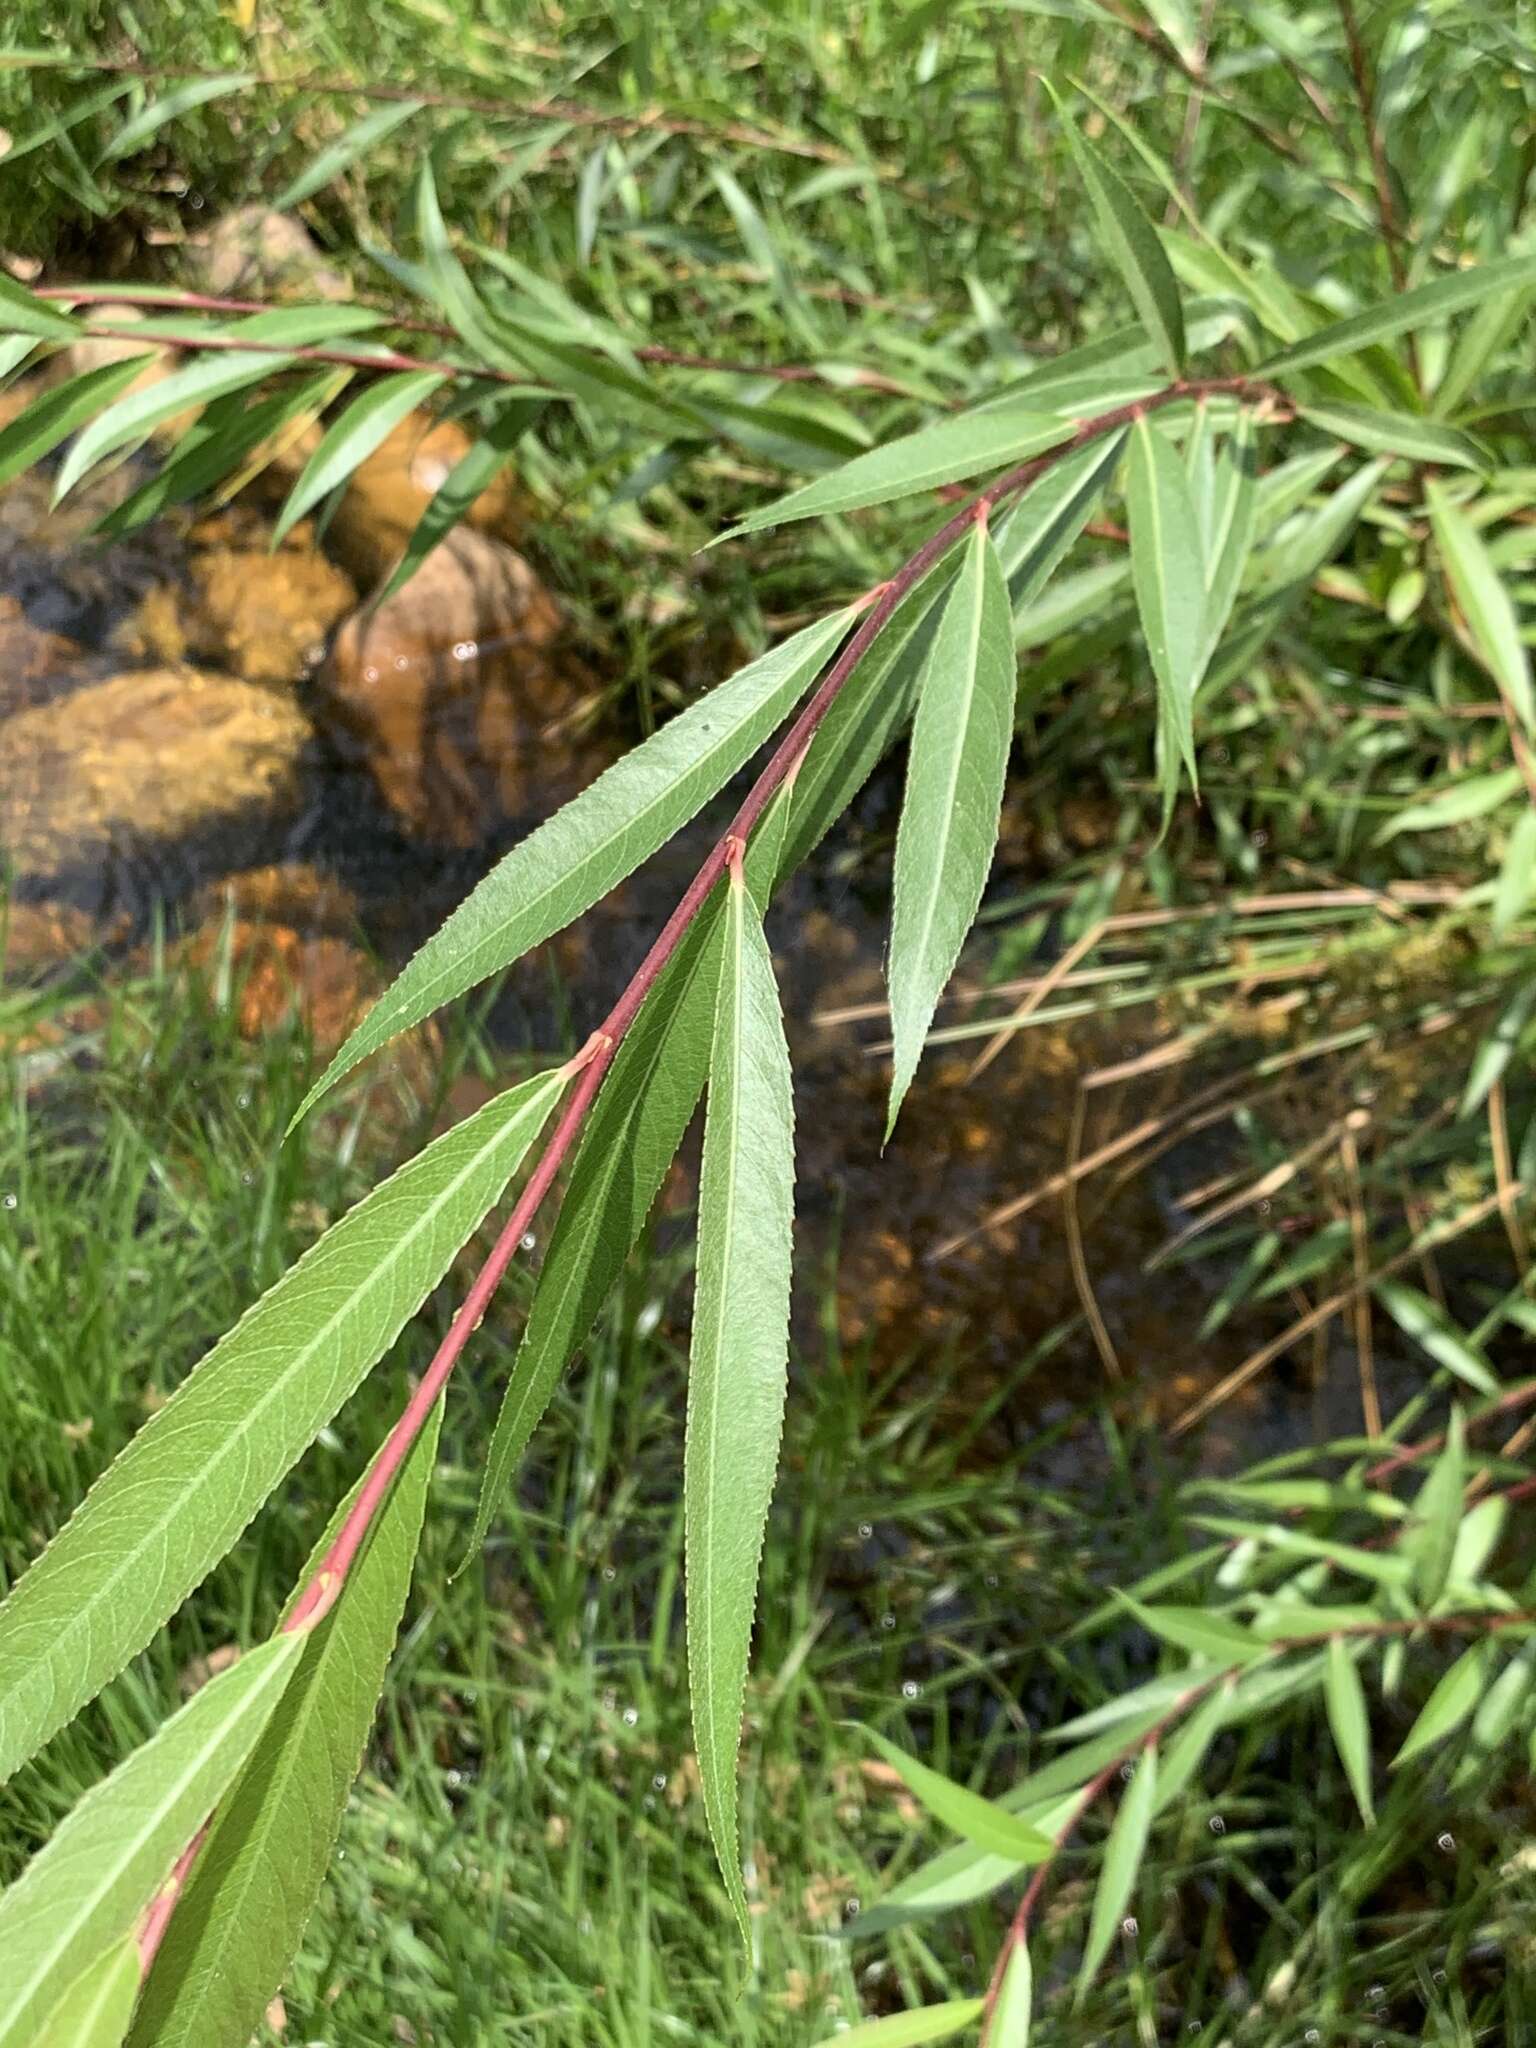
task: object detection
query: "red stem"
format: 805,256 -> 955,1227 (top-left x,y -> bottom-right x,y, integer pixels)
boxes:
136,373 -> 1272,1980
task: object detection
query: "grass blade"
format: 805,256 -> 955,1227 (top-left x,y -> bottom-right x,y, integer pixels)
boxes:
687,862 -> 795,1943
294,606 -> 853,1126
0,1069 -> 566,1785
887,520 -> 1015,1133
1427,478 -> 1535,731
98,74 -> 253,162
274,100 -> 424,210
0,1634 -> 304,2048
834,2000 -> 986,2047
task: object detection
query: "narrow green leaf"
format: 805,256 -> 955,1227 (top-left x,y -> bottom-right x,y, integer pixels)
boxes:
1427,480 -> 1535,731
98,74 -> 253,161
1252,457 -> 1387,593
1199,411 -> 1256,668
1296,401 -> 1489,471
1375,1284 -> 1500,1395
130,1406 -> 442,2048
377,397 -> 542,602
1392,1642 -> 1487,1766
887,521 -> 1014,1133
272,369 -> 448,545
1189,1517 -> 1413,1588
993,429 -> 1128,616
1372,767 -> 1523,843
1260,255 -> 1536,377
1465,1642 -> 1536,1761
0,268 -> 82,340
829,2001 -> 985,2048
1493,810 -> 1536,936
1409,1408 -> 1467,1610
1325,1636 -> 1375,1824
1075,1743 -> 1158,2001
31,1938 -> 139,2048
274,100 -> 424,210
295,607 -> 852,1126
1123,1597 -> 1267,1666
687,865 -> 795,1943
725,406 -> 1078,538
1054,91 -> 1185,377
1127,415 -> 1205,819
0,1633 -> 304,2048
0,354 -> 153,489
861,1729 -> 1054,1862
1153,1686 -> 1229,1813
462,909 -> 723,1569
993,1941 -> 1033,2047
1461,977 -> 1536,1119
0,1068 -> 566,1786
1436,286 -> 1535,417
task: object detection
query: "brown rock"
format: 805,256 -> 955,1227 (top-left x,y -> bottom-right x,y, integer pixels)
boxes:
323,413 -> 527,587
0,899 -> 126,978
318,529 -> 587,845
187,861 -> 358,936
188,205 -> 351,304
62,305 -> 168,399
0,667 -> 312,894
0,595 -> 83,718
174,548 -> 356,687
177,916 -> 375,1052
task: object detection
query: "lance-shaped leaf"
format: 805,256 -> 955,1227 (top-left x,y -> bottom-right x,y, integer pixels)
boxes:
1493,809 -> 1536,936
1054,89 -> 1185,378
293,606 -> 853,1126
687,861 -> 795,1943
130,1406 -> 443,2048
0,354 -> 154,489
1406,1408 -> 1466,1611
861,1729 -> 1054,1861
462,908 -> 724,1569
377,396 -> 543,601
272,368 -> 449,545
274,99 -> 424,210
0,1067 -> 566,1786
1325,1635 -> 1375,1824
722,407 -> 1078,538
993,1939 -> 1033,2045
1391,1641 -> 1488,1766
1258,253 -> 1536,378
1199,411 -> 1258,667
1127,415 -> 1206,821
887,520 -> 1015,1135
993,429 -> 1129,618
0,1632 -> 305,2048
1427,480 -> 1535,731
835,2003 -> 986,2048
1296,400 -> 1489,472
0,268 -> 81,340
1122,1597 -> 1266,1667
1075,1743 -> 1158,2002
31,1939 -> 140,2048
98,74 -> 254,162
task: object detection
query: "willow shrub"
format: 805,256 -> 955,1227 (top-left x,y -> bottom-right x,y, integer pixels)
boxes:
1,77 -> 1535,2047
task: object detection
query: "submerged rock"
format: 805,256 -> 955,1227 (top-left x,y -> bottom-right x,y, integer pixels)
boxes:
318,528 -> 587,845
322,412 -> 527,588
0,595 -> 84,718
175,914 -> 375,1052
0,667 -> 312,908
121,547 -> 357,688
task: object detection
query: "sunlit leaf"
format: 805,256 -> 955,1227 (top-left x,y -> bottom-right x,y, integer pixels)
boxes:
1373,767 -> 1524,843
0,354 -> 152,489
0,1069 -> 566,1785
1153,1686 -> 1229,1813
31,1938 -> 139,2048
687,864 -> 795,1943
0,1634 -> 304,2048
860,1729 -> 1055,1861
294,607 -> 853,1124
829,1999 -> 985,2048
993,1940 -> 1033,2047
887,520 -> 1014,1133
1123,1597 -> 1267,1666
1492,810 -> 1536,936
1460,977 -> 1536,1119
1375,1284 -> 1499,1395
1427,480 -> 1535,731
129,1407 -> 443,2048
1075,1743 -> 1158,2000
993,428 -> 1128,616
272,368 -> 448,544
723,407 -> 1078,538
1296,400 -> 1489,471
1325,1636 -> 1375,1824
0,267 -> 83,340
377,396 -> 543,600
1408,1409 -> 1467,1609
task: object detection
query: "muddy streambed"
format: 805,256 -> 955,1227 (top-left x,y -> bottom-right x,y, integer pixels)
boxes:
0,380 -> 1441,1470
